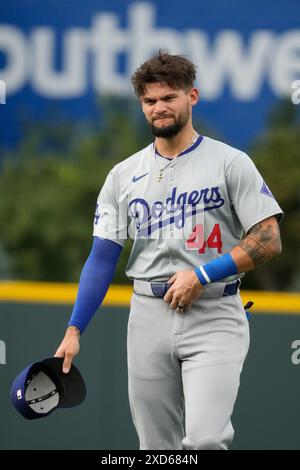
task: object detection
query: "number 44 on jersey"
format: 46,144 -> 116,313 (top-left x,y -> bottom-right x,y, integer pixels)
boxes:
186,224 -> 223,254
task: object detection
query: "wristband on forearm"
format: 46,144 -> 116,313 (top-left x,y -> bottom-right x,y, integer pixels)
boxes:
194,253 -> 238,286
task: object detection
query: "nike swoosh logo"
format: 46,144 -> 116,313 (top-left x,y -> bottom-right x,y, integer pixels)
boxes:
132,172 -> 149,183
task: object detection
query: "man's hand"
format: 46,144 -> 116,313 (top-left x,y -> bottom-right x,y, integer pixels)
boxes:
54,326 -> 80,374
163,269 -> 203,312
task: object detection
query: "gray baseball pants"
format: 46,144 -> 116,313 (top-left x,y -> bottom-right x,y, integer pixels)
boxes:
127,285 -> 250,450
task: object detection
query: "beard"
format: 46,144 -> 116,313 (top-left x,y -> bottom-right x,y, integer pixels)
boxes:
149,106 -> 190,138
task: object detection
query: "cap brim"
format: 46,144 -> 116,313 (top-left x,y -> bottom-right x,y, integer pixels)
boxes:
38,357 -> 86,408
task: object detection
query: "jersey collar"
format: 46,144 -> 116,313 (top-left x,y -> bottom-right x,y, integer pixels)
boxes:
154,134 -> 204,161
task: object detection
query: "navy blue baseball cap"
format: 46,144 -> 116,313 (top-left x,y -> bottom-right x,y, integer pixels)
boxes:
10,357 -> 86,420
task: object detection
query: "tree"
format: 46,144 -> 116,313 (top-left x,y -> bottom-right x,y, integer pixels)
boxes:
0,98 -> 149,282
0,97 -> 298,291
244,100 -> 300,291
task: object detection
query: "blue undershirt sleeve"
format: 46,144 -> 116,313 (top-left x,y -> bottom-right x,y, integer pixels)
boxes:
68,236 -> 123,333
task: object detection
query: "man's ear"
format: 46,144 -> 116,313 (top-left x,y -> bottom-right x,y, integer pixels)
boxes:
189,87 -> 199,106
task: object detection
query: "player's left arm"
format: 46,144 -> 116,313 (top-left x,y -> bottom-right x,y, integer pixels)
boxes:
165,151 -> 284,311
164,215 -> 282,311
230,215 -> 282,272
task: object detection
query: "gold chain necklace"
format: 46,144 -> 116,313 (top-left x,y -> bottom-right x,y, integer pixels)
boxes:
154,132 -> 199,182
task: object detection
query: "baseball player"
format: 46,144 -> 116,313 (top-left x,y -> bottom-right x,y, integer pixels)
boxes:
55,51 -> 283,450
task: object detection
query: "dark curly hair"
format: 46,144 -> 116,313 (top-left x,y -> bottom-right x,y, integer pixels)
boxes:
131,50 -> 197,98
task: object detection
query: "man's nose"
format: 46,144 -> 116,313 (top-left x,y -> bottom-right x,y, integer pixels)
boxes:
153,100 -> 168,115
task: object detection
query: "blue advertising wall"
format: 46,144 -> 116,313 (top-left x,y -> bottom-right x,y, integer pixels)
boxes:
1,0 -> 300,149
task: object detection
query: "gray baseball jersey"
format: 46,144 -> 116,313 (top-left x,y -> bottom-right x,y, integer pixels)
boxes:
93,134 -> 283,450
93,135 -> 283,281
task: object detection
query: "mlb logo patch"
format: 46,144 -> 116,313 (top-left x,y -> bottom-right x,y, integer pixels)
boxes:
17,389 -> 22,400
260,181 -> 274,199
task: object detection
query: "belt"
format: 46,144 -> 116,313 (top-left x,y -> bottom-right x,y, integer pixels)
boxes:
133,279 -> 241,300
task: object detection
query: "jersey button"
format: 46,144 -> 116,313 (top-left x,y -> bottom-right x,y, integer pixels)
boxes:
169,167 -> 175,172
169,180 -> 175,186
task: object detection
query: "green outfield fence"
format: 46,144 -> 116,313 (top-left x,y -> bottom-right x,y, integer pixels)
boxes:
0,282 -> 300,450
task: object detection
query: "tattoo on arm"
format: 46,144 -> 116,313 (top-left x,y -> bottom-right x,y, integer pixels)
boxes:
239,222 -> 277,267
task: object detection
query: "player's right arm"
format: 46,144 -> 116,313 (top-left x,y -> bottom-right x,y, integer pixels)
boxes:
54,236 -> 123,373
54,325 -> 81,374
55,167 -> 127,373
